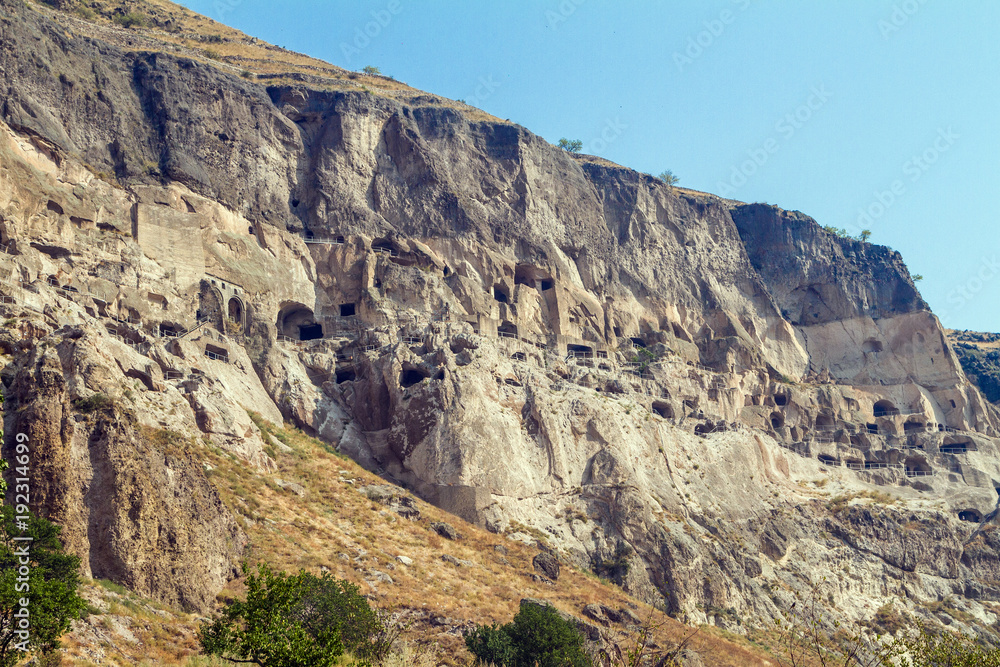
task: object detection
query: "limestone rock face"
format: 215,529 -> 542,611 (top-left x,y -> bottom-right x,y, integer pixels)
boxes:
5,329 -> 246,611
1,0 -> 1000,633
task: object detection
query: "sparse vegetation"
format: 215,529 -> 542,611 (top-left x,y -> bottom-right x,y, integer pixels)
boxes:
558,138 -> 583,153
658,170 -> 679,187
362,65 -> 382,76
466,603 -> 590,667
112,11 -> 147,28
72,392 -> 113,413
0,456 -> 87,666
200,562 -> 398,666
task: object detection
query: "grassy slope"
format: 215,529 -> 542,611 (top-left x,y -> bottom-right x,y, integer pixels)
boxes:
57,416 -> 782,666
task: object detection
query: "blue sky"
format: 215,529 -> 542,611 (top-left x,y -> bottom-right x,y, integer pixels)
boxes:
179,0 -> 1000,333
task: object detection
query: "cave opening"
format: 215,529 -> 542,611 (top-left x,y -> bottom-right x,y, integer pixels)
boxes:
299,323 -> 323,341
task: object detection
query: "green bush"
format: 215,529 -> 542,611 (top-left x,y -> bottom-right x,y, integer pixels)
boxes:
465,623 -> 516,666
557,138 -> 583,153
658,170 -> 679,186
0,459 -> 87,666
466,603 -> 590,667
72,393 -> 113,413
112,12 -> 147,28
200,563 -> 398,667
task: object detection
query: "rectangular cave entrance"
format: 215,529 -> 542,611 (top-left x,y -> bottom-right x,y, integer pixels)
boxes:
340,303 -> 356,317
299,323 -> 324,341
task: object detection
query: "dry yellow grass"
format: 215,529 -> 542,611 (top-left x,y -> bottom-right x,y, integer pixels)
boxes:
55,413 -> 787,666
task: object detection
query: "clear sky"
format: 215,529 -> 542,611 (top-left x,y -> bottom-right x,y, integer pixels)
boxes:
178,0 -> 1000,333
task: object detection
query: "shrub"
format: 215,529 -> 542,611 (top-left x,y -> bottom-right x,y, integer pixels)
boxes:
200,563 -> 398,667
0,458 -> 87,666
73,393 -> 113,413
557,138 -> 583,153
466,603 -> 590,667
112,11 -> 147,28
658,170 -> 679,186
362,65 -> 382,75
465,623 -> 516,666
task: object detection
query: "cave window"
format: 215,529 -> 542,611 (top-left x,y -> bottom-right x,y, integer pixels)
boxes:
770,412 -> 784,429
903,420 -> 924,433
862,339 -> 883,353
335,368 -> 356,384
774,393 -> 788,406
336,235 -> 345,244
340,303 -> 356,317
228,298 -> 243,324
493,284 -> 509,303
512,352 -> 526,362
630,337 -> 646,348
400,369 -> 428,388
372,239 -> 397,256
613,326 -> 622,337
873,400 -> 896,418
866,423 -> 879,435
958,509 -> 982,523
498,321 -> 518,339
818,454 -> 839,467
815,414 -> 834,429
541,280 -> 554,291
652,402 -> 674,419
159,323 -> 180,338
205,344 -> 229,363
950,400 -> 957,408
941,442 -> 970,455
443,266 -> 451,276
304,230 -> 315,240
567,344 -> 593,359
248,226 -> 255,235
299,323 -> 323,341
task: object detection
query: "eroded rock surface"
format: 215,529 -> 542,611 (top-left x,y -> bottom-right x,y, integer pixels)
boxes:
0,0 -> 999,632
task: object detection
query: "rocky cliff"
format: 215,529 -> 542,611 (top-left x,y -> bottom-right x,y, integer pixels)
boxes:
2,0 -> 1000,640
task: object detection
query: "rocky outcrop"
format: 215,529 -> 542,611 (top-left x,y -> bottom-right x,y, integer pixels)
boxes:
3,328 -> 246,611
1,0 -> 1000,636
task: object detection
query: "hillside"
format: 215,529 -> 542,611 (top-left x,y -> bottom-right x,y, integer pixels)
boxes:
2,0 -> 1000,664
948,330 -> 1000,405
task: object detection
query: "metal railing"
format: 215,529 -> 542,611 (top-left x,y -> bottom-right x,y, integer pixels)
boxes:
204,350 -> 229,362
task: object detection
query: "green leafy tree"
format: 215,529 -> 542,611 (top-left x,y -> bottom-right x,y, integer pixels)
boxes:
0,462 -> 87,665
913,274 -> 924,282
362,65 -> 381,76
858,229 -> 872,242
465,623 -> 516,667
466,603 -> 590,667
200,562 -> 397,667
557,138 -> 583,153
658,170 -> 679,187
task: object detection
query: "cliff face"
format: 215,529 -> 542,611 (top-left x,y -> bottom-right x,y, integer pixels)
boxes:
2,0 -> 1000,631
